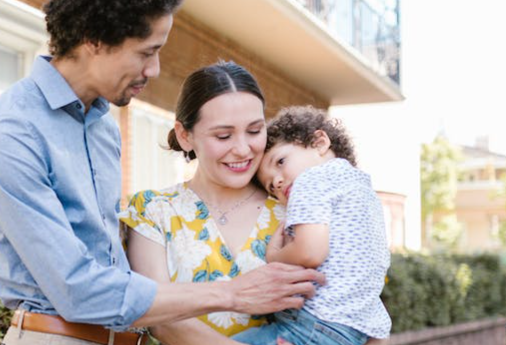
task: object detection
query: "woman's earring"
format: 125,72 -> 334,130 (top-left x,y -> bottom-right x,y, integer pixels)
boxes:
184,151 -> 191,163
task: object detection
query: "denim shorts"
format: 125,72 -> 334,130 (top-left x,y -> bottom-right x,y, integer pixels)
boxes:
232,308 -> 369,345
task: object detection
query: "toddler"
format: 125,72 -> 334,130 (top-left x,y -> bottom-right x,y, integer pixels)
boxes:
233,105 -> 391,345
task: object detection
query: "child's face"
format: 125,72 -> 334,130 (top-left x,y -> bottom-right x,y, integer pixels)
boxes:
257,142 -> 329,205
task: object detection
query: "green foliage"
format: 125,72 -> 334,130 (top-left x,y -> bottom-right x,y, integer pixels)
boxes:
420,135 -> 462,219
0,302 -> 12,340
382,253 -> 506,333
499,222 -> 506,247
420,135 -> 463,250
431,214 -> 463,250
497,173 -> 506,247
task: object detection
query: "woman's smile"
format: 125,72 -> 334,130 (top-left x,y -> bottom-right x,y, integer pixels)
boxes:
224,159 -> 253,172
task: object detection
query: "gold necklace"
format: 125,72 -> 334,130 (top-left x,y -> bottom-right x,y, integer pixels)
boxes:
200,189 -> 257,225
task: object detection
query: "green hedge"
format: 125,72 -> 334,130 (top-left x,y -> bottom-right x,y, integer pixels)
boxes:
0,303 -> 12,339
382,253 -> 506,333
1,253 -> 505,338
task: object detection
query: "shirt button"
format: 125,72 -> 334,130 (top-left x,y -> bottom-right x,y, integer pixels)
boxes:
76,103 -> 82,109
112,257 -> 116,265
102,214 -> 106,221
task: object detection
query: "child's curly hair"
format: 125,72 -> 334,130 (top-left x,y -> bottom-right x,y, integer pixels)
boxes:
266,105 -> 357,167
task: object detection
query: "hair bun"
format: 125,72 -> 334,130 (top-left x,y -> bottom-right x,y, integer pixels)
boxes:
167,128 -> 183,152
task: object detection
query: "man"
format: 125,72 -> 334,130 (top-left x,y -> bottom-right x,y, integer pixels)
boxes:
0,1 -> 324,344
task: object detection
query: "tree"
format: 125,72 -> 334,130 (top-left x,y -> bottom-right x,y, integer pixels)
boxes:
420,135 -> 463,250
496,173 -> 506,247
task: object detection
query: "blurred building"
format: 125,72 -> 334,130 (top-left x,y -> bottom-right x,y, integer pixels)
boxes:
2,0 -> 403,215
455,137 -> 506,251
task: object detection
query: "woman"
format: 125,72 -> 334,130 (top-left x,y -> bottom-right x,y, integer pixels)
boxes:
120,61 -> 286,345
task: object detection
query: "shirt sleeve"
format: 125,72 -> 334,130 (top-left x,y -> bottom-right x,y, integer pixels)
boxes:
0,117 -> 157,330
285,165 -> 334,229
119,191 -> 170,247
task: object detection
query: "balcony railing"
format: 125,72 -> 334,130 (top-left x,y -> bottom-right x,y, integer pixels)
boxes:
295,0 -> 401,85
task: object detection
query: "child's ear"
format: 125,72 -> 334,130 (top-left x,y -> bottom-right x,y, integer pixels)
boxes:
312,130 -> 332,156
174,121 -> 194,152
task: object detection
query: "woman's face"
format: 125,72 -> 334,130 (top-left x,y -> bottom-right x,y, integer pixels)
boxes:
187,91 -> 266,189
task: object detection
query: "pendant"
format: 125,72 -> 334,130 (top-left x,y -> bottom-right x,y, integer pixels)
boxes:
218,214 -> 228,225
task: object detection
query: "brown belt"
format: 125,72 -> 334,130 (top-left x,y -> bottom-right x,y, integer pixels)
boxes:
11,310 -> 147,345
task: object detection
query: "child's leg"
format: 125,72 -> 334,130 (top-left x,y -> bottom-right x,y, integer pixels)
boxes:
231,322 -> 280,345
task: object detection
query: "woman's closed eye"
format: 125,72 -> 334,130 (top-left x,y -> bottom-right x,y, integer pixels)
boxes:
247,129 -> 261,135
216,134 -> 231,140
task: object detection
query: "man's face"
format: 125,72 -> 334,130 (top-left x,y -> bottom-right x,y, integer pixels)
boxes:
91,14 -> 173,106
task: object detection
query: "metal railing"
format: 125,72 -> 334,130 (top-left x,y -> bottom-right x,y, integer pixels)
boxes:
296,0 -> 401,85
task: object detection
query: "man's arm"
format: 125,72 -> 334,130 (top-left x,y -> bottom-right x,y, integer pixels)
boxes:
266,224 -> 329,268
127,230 -> 244,345
0,117 -> 156,329
133,254 -> 324,328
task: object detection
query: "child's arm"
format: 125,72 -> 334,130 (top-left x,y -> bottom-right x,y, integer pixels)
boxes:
266,223 -> 329,268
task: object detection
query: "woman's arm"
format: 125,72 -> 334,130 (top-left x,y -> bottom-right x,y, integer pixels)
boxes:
127,229 -> 244,345
266,224 -> 329,269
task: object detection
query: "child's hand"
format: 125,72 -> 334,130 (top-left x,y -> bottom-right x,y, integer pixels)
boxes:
266,222 -> 285,262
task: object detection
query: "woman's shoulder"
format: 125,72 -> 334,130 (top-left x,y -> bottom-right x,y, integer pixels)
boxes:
127,183 -> 185,212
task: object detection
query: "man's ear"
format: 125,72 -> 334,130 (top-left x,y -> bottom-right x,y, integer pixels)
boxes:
174,121 -> 194,152
83,40 -> 104,56
312,130 -> 332,155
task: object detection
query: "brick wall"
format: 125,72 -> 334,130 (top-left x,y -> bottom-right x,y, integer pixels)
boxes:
19,1 -> 328,117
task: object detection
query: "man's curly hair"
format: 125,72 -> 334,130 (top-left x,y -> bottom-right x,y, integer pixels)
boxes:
43,0 -> 183,58
266,105 -> 357,167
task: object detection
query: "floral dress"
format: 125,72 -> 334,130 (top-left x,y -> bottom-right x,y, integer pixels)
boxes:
120,182 -> 285,336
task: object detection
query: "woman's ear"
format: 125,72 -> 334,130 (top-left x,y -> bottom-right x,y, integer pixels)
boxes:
312,130 -> 332,156
174,121 -> 193,153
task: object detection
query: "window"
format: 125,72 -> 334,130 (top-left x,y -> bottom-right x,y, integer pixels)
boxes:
0,0 -> 47,92
129,99 -> 196,194
0,45 -> 21,91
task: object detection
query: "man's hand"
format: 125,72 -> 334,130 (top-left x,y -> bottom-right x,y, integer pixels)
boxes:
227,262 -> 325,315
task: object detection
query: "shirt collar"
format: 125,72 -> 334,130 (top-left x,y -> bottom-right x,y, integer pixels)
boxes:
30,56 -> 80,110
30,56 -> 110,116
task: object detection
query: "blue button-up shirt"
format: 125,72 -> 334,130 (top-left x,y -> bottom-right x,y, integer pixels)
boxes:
0,56 -> 157,330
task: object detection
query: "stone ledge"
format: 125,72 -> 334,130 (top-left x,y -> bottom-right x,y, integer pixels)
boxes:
366,317 -> 506,345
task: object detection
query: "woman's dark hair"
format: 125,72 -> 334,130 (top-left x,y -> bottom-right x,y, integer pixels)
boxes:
43,0 -> 183,57
266,105 -> 357,167
168,61 -> 265,160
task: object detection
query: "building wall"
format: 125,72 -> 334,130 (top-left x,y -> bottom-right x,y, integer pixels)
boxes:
454,186 -> 506,251
20,0 -> 327,117
20,0 -> 328,202
139,12 -> 328,118
378,191 -> 406,251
